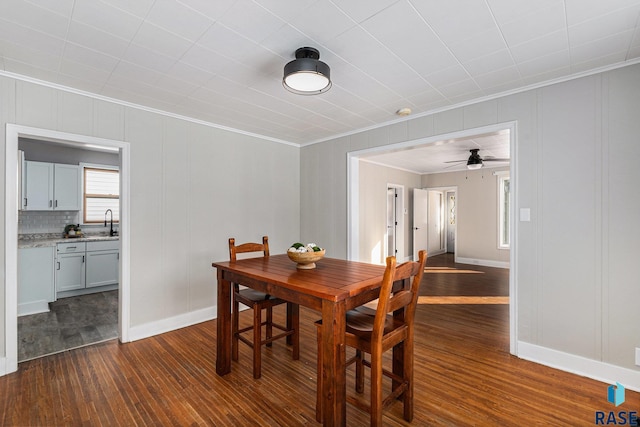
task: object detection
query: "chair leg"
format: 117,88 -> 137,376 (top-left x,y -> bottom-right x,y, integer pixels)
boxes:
265,306 -> 273,347
288,302 -> 300,360
232,296 -> 239,362
355,350 -> 364,393
403,340 -> 414,421
253,303 -> 262,379
315,323 -> 323,423
370,350 -> 383,427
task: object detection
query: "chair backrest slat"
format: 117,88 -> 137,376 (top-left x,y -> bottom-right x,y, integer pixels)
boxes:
229,236 -> 269,261
386,291 -> 413,313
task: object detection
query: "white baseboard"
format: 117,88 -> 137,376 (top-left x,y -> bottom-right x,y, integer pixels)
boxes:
518,341 -> 640,392
128,306 -> 216,342
18,300 -> 49,317
455,256 -> 509,269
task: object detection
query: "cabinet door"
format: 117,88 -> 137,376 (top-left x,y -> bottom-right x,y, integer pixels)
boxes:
53,164 -> 80,210
24,161 -> 53,210
56,252 -> 85,292
18,247 -> 55,315
86,250 -> 119,288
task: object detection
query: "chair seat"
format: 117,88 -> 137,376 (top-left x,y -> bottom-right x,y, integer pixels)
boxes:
345,308 -> 402,337
237,288 -> 278,302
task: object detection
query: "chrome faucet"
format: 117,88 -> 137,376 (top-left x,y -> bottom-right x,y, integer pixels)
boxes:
104,209 -> 117,236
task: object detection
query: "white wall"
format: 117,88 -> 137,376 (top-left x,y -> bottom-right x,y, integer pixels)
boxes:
358,161 -> 421,264
422,167 -> 509,265
300,64 -> 640,382
0,76 -> 300,360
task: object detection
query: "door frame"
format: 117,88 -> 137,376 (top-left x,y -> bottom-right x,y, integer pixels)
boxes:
347,121 -> 518,355
3,124 -> 131,375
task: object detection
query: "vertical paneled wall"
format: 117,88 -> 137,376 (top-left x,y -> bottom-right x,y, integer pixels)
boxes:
0,77 -> 300,355
300,64 -> 640,372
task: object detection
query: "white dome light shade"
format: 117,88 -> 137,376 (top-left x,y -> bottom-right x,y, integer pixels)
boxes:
284,71 -> 330,92
283,47 -> 331,95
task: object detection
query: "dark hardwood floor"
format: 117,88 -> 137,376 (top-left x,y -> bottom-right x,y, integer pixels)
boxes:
1,254 -> 637,426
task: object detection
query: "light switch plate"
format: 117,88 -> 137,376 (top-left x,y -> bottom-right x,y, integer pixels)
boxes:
520,208 -> 531,222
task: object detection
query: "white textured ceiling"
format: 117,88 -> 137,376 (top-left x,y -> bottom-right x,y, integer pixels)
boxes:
1,0 -> 640,146
361,130 -> 510,174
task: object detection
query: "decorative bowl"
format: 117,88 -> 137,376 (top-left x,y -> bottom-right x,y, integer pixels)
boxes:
287,249 -> 326,269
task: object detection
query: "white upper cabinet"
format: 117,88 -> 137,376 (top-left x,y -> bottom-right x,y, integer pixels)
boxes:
23,161 -> 80,211
53,164 -> 81,210
23,161 -> 53,210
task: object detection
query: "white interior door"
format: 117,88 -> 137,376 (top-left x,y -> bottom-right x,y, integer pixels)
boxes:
413,188 -> 428,260
446,191 -> 456,253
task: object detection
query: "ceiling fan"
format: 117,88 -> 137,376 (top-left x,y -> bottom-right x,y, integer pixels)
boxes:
445,149 -> 510,170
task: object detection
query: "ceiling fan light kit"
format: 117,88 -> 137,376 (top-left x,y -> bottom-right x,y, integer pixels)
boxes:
466,148 -> 483,169
444,148 -> 510,171
283,47 -> 332,95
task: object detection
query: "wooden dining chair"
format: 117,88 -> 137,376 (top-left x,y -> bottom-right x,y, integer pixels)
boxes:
315,250 -> 427,426
229,236 -> 299,379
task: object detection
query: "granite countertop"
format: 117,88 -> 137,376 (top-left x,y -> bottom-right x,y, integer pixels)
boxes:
18,234 -> 120,249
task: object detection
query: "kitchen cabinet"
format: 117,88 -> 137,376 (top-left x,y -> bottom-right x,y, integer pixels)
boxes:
86,240 -> 119,288
53,163 -> 81,210
18,247 -> 55,316
22,161 -> 80,211
56,242 -> 86,292
56,240 -> 119,297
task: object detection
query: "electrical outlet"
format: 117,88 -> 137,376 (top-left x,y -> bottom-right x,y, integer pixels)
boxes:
636,348 -> 640,366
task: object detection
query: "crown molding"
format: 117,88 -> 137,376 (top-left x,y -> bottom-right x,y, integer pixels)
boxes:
0,70 -> 299,148
300,58 -> 640,147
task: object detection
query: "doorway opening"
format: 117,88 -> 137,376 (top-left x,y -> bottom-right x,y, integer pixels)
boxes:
347,121 -> 518,355
4,124 -> 131,375
414,187 -> 457,259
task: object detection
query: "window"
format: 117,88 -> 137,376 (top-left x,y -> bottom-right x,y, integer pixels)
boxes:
83,166 -> 119,224
498,175 -> 510,249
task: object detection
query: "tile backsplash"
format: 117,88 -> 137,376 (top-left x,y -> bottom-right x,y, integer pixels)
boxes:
19,211 -> 80,234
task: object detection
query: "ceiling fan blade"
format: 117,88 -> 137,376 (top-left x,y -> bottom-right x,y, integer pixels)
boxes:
443,159 -> 467,163
483,158 -> 510,162
443,162 -> 466,170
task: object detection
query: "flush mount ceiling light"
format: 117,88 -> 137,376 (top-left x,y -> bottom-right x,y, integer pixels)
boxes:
283,47 -> 331,95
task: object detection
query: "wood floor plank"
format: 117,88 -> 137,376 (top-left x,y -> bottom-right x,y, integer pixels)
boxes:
1,254 -> 638,426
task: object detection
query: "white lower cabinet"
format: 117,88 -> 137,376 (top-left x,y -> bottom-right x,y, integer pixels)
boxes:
86,241 -> 119,288
56,243 -> 86,292
18,247 -> 55,316
56,240 -> 119,296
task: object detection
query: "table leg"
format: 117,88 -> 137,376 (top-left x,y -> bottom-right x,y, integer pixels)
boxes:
216,269 -> 232,375
321,300 -> 346,426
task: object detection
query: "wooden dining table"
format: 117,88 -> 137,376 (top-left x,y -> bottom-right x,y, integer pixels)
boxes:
212,253 -> 387,426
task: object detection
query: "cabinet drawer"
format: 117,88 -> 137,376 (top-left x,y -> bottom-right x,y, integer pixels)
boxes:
86,240 -> 119,252
57,242 -> 86,254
